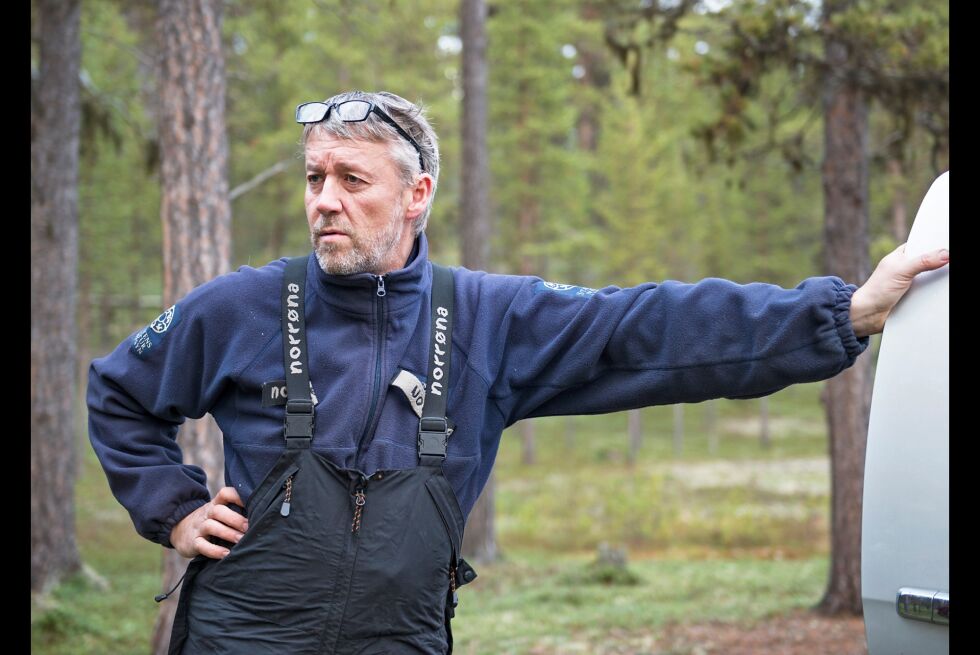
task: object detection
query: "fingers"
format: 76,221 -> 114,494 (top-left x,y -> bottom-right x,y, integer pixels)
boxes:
209,502 -> 249,535
177,487 -> 250,560
882,243 -> 948,279
194,534 -> 232,560
213,485 -> 245,509
203,487 -> 249,546
912,247 -> 950,275
201,515 -> 247,545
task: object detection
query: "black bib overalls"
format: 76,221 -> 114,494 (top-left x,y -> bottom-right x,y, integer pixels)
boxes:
165,258 -> 476,655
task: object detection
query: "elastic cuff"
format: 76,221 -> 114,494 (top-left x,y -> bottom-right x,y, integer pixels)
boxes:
832,281 -> 871,364
156,497 -> 209,549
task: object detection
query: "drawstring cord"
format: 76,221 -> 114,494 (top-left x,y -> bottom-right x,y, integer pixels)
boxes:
155,567 -> 191,602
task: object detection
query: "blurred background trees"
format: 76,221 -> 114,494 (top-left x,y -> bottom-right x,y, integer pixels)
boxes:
31,0 -> 947,641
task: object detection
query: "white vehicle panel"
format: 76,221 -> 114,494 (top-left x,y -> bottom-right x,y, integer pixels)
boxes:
862,171 -> 949,654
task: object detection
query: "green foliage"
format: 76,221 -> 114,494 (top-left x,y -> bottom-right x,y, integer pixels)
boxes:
78,0 -> 164,348
487,0 -> 592,278
223,0 -> 462,266
75,0 -> 946,352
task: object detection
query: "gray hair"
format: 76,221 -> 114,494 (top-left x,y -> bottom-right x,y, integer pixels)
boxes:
300,90 -> 440,236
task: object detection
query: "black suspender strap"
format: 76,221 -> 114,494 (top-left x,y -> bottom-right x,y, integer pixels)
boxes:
419,264 -> 454,466
281,257 -> 314,448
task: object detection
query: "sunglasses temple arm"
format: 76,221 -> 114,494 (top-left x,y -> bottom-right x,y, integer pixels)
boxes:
372,109 -> 426,173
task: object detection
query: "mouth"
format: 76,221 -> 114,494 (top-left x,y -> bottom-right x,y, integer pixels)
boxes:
318,229 -> 349,241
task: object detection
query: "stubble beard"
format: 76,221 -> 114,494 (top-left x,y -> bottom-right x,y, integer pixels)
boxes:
310,208 -> 407,276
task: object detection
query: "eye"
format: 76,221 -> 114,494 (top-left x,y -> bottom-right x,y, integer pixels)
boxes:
306,173 -> 322,185
344,173 -> 363,186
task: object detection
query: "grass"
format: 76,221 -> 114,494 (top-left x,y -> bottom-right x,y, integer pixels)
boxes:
32,381 -> 836,654
450,552 -> 831,655
31,421 -> 162,655
494,382 -> 831,556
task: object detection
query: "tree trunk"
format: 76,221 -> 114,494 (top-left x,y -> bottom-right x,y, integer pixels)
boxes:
459,0 -> 497,564
267,185 -> 292,262
627,409 -> 642,465
150,1 -> 232,652
30,0 -> 83,596
759,396 -> 771,449
672,404 -> 684,457
76,269 -> 92,395
460,0 -> 491,271
887,157 -> 908,242
565,415 -> 576,450
521,421 -> 536,466
705,399 -> 718,456
516,193 -> 538,466
817,22 -> 872,616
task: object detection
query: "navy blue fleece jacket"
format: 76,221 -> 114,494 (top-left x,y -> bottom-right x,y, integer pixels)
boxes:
87,233 -> 869,547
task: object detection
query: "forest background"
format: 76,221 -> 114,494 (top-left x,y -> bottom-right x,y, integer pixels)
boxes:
31,0 -> 948,653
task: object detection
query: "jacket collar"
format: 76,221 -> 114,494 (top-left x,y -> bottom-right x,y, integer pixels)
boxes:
307,233 -> 430,316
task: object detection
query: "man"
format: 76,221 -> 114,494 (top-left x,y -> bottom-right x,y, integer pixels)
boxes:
87,90 -> 949,654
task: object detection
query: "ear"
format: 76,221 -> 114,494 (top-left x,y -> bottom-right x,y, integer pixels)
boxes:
404,174 -> 434,221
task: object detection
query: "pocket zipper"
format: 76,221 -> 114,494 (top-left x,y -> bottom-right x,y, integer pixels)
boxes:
247,464 -> 300,518
280,474 -> 294,517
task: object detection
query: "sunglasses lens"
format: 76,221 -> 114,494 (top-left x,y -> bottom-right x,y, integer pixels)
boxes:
335,100 -> 372,122
296,103 -> 329,123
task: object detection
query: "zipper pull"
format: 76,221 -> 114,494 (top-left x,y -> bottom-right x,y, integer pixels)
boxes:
351,488 -> 366,534
280,475 -> 294,517
376,276 -> 386,297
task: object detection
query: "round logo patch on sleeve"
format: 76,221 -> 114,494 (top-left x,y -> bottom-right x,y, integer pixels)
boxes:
130,304 -> 182,359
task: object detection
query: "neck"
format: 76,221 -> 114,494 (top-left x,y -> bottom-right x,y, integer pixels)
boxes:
380,234 -> 419,275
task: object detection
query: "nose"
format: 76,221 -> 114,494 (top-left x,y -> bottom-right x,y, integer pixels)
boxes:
315,176 -> 343,215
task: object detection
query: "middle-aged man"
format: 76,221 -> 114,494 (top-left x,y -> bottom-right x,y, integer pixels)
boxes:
87,90 -> 950,655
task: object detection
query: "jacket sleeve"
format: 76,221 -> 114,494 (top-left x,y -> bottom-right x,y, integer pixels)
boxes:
479,274 -> 870,426
86,266 -> 275,548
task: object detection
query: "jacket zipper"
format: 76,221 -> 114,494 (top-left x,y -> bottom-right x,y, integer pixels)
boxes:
355,275 -> 387,461
316,473 -> 373,652
351,486 -> 366,534
350,471 -> 384,534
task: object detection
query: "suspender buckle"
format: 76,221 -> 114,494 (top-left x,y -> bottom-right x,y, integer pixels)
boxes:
286,399 -> 314,414
418,416 -> 449,458
284,399 -> 314,438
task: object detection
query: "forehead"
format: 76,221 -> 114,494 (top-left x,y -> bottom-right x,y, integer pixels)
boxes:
304,133 -> 395,171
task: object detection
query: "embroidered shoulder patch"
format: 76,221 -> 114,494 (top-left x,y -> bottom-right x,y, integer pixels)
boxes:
130,304 -> 182,359
532,280 -> 598,298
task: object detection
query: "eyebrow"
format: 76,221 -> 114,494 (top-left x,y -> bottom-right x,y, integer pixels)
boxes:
305,159 -> 372,177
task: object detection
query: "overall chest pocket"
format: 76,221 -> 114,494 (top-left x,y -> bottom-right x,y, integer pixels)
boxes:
199,454 -> 355,636
338,468 -> 464,640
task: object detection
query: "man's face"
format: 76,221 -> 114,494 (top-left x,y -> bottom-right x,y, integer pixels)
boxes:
304,133 -> 418,276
